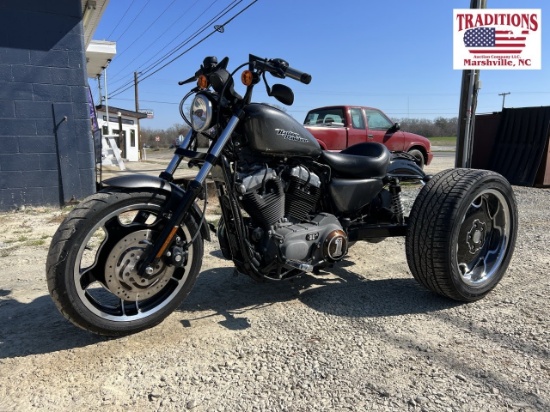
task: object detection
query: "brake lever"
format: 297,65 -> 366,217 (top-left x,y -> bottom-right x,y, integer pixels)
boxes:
178,76 -> 197,86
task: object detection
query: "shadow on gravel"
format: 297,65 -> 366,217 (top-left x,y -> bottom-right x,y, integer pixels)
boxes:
178,261 -> 460,327
0,291 -> 104,359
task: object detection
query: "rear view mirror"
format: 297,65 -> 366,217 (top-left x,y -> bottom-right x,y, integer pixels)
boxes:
269,84 -> 294,106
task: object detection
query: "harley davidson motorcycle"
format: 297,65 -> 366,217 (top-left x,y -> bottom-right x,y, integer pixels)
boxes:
47,55 -> 518,336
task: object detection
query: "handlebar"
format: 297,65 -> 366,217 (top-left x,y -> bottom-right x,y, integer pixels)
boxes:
179,55 -> 312,88
284,66 -> 312,85
252,56 -> 312,85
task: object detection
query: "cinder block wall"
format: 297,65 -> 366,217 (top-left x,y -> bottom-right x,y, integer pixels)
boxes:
0,0 -> 95,210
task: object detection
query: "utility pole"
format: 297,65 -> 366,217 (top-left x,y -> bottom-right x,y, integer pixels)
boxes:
104,62 -> 110,135
455,0 -> 487,168
97,74 -> 102,104
134,71 -> 141,160
499,92 -> 510,109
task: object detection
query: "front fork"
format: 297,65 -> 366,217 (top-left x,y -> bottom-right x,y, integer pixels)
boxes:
137,115 -> 241,276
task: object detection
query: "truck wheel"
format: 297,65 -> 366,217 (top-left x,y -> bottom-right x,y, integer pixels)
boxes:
406,168 -> 518,302
407,149 -> 425,169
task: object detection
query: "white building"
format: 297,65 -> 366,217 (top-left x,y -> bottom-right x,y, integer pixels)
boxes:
96,105 -> 147,162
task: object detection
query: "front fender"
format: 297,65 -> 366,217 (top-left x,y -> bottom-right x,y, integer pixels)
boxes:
387,155 -> 430,182
102,174 -> 174,191
101,174 -> 211,241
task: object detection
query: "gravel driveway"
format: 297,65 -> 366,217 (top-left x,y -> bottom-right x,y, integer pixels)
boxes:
0,154 -> 548,411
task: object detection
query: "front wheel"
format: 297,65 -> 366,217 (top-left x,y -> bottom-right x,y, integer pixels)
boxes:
46,189 -> 204,336
406,168 -> 518,301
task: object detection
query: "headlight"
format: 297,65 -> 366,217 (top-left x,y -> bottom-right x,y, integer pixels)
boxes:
191,93 -> 213,132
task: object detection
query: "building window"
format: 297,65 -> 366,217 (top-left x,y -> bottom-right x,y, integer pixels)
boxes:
131,130 -> 136,147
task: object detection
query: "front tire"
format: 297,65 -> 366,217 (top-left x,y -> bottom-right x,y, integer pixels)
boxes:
46,189 -> 204,336
406,168 -> 518,301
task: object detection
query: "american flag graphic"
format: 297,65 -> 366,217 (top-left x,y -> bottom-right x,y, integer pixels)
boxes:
463,27 -> 528,54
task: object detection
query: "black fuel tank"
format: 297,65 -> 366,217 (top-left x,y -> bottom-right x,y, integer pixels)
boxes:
243,103 -> 322,157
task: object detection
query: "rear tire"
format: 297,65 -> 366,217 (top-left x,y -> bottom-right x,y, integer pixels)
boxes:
46,189 -> 204,336
406,168 -> 518,301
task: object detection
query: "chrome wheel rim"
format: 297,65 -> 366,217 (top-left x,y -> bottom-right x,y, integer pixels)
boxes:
456,189 -> 511,288
73,202 -> 194,322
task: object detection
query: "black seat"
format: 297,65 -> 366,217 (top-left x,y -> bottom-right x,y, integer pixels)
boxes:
320,142 -> 390,179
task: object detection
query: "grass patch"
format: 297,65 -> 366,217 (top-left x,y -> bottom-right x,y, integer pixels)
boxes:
47,214 -> 68,224
25,239 -> 46,247
429,136 -> 456,146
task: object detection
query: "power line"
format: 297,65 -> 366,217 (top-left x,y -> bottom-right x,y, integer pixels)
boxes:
115,0 -> 152,43
107,0 -> 224,86
108,0 -> 238,93
105,1 -> 133,39
114,0 -> 179,61
138,0 -> 239,78
109,0 -> 258,98
137,1 -> 252,79
112,98 -> 180,105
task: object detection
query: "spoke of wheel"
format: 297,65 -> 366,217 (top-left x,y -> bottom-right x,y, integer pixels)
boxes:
121,299 -> 140,316
80,267 -> 102,289
471,257 -> 487,281
486,195 -> 501,221
133,211 -> 152,225
104,215 -> 124,235
460,253 -> 483,275
484,196 -> 504,255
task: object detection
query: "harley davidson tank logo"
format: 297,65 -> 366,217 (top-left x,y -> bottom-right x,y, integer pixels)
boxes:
275,129 -> 309,143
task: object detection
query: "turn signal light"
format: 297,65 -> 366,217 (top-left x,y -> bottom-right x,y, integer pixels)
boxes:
241,70 -> 254,86
197,75 -> 208,89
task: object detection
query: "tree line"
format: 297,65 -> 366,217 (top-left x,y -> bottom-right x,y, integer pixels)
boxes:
396,117 -> 458,138
140,124 -> 189,148
141,116 -> 458,148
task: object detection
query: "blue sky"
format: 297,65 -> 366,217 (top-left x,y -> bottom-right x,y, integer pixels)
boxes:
91,0 -> 549,129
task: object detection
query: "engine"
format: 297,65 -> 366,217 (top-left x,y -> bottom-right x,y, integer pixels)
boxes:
233,164 -> 348,278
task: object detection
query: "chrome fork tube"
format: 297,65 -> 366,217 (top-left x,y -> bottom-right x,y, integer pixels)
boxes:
164,129 -> 194,176
139,115 -> 241,274
195,115 -> 240,184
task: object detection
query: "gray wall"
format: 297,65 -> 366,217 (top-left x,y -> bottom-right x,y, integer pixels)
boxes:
0,0 -> 96,210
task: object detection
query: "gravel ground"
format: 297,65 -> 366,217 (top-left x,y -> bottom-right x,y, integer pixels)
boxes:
0,154 -> 548,411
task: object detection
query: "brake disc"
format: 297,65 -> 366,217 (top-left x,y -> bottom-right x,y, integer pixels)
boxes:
104,229 -> 175,301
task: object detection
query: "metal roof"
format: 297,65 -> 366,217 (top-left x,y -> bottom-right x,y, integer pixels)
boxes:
96,105 -> 148,120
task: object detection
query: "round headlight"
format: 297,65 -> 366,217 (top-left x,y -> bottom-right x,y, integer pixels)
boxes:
191,93 -> 213,132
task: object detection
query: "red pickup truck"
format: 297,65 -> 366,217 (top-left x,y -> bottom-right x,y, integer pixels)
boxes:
303,105 -> 433,168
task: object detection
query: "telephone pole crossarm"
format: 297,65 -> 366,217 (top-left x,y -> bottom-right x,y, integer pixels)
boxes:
498,92 -> 511,109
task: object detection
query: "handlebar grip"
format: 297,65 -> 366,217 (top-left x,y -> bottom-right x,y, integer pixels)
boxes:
285,66 -> 312,84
